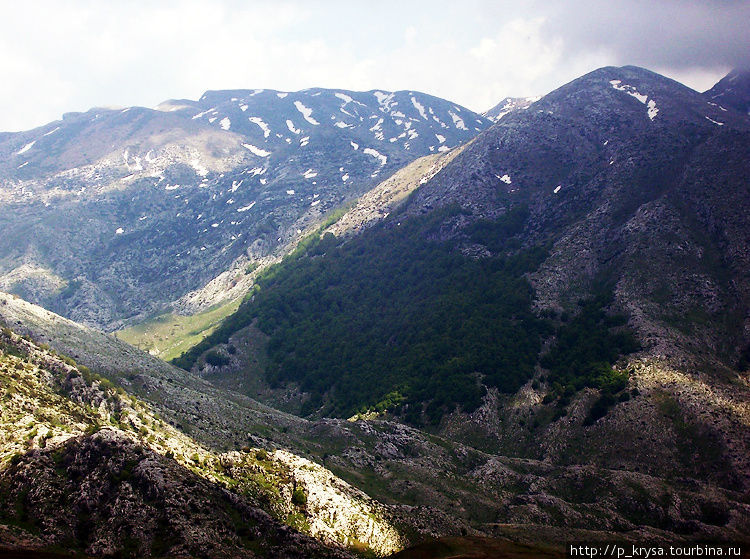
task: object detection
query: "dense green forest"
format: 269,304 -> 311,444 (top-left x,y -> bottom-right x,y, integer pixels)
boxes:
174,204 -> 638,424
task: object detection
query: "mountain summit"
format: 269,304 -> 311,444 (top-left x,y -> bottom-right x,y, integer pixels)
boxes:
704,68 -> 750,115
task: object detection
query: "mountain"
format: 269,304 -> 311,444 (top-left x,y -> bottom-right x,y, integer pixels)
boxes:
3,65 -> 750,555
482,96 -> 539,121
172,66 -> 750,539
704,68 -> 750,115
0,88 -> 490,330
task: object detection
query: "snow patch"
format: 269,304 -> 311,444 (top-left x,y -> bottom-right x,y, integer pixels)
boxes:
237,202 -> 256,212
17,161 -> 29,168
303,169 -> 318,179
448,110 -> 467,130
294,101 -> 319,125
286,119 -> 301,134
248,116 -> 271,138
435,134 -> 446,143
242,143 -> 271,157
286,189 -> 295,195
115,227 -> 124,235
497,174 -> 512,184
239,104 -> 248,112
350,141 -> 359,150
16,141 -> 35,155
411,96 -> 428,120
220,117 -> 231,130
342,173 -> 349,182
334,121 -> 349,128
363,147 -> 387,166
705,116 -> 724,126
277,92 -> 288,99
43,126 -> 60,136
553,185 -> 561,194
610,79 -> 659,120
191,159 -> 208,176
192,108 -> 215,120
300,136 -> 310,147
374,91 -> 395,110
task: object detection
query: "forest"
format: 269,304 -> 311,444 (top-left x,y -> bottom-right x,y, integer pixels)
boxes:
175,204 -> 638,424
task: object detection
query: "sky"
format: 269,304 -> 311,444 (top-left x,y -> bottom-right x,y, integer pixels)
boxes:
1,0 -> 748,132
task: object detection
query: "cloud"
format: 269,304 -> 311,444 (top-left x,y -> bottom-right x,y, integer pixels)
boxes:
531,0 -> 750,88
541,0 -> 750,67
0,0 -> 743,131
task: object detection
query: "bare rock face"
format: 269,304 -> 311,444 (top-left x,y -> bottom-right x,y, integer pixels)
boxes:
482,96 -> 540,121
0,430 -> 353,559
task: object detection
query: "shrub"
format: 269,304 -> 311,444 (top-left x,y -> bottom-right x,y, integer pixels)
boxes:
291,487 -> 307,506
204,350 -> 230,367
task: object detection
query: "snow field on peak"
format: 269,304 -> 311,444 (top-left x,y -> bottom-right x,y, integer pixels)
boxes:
609,80 -> 659,121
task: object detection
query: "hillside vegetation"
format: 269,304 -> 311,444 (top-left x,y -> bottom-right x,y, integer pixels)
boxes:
174,203 -> 640,425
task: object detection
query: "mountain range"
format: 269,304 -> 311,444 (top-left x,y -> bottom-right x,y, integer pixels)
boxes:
0,87 -> 491,330
1,66 -> 749,558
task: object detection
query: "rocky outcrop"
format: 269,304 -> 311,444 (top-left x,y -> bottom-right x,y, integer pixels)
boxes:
0,430 -> 353,558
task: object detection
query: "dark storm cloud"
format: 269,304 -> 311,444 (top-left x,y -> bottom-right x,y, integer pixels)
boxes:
537,0 -> 750,70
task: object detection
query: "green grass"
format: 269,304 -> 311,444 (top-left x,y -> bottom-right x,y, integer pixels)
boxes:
115,298 -> 242,362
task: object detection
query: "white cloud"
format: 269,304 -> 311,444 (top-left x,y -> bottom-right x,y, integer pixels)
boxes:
0,0 -> 741,131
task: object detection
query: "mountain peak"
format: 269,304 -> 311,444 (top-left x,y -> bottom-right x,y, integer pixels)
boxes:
704,68 -> 750,115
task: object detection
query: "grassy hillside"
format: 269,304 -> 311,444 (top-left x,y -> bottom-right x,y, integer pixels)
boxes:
115,297 -> 242,361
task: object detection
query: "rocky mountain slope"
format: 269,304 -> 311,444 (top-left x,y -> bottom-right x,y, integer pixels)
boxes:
0,88 -> 490,330
704,68 -> 750,115
407,65 -> 750,371
171,66 -> 750,542
0,305 -> 408,557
